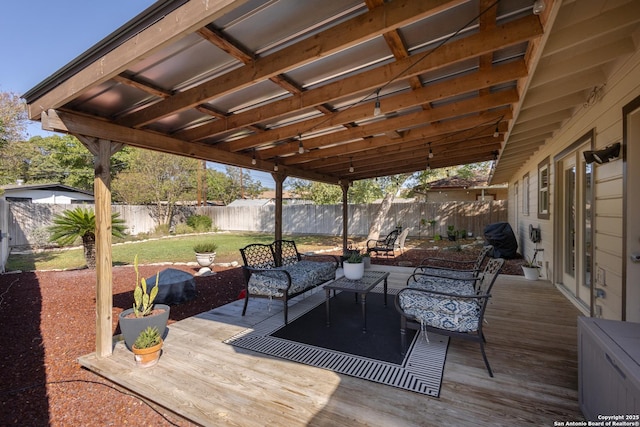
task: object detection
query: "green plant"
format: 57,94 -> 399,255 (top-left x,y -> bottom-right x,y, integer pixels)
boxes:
523,256 -> 540,268
186,214 -> 212,232
434,234 -> 441,241
133,254 -> 160,318
48,207 -> 127,268
194,242 -> 218,253
133,326 -> 161,349
346,252 -> 363,263
361,252 -> 371,258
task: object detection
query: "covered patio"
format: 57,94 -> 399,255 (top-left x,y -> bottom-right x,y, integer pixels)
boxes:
20,0 -> 607,423
79,265 -> 582,426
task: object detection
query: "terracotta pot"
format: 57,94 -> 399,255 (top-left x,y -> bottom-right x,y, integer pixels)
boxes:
132,339 -> 163,368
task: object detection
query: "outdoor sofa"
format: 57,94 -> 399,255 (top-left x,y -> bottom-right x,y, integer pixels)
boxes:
239,239 -> 339,324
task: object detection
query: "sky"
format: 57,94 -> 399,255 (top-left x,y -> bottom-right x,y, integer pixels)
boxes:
1,1 -> 275,189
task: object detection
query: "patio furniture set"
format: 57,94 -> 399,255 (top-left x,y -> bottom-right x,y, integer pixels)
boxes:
240,237 -> 503,377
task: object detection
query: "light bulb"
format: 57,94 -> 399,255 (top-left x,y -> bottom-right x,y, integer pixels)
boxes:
349,165 -> 354,173
373,99 -> 381,116
298,141 -> 304,154
251,156 -> 256,165
429,149 -> 434,159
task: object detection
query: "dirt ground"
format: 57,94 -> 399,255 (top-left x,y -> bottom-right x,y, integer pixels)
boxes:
0,245 -> 524,426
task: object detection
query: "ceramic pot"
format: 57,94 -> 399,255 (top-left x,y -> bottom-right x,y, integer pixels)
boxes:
195,252 -> 216,267
343,262 -> 364,280
118,304 -> 170,350
522,266 -> 540,280
132,339 -> 163,368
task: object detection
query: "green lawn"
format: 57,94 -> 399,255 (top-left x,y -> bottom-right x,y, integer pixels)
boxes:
6,232 -> 344,272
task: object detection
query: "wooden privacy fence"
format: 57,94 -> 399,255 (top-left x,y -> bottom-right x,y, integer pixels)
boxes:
6,200 -> 507,248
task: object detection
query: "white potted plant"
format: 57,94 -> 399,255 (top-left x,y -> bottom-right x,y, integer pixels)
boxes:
522,256 -> 540,280
343,252 -> 364,280
194,242 -> 218,267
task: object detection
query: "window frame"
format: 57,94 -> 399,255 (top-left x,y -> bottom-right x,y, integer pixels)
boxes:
538,156 -> 550,219
522,173 -> 530,216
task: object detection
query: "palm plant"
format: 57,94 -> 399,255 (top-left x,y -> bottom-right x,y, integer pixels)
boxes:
48,207 -> 126,268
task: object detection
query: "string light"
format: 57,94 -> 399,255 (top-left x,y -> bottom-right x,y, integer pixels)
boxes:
274,158 -> 278,171
251,150 -> 256,165
298,134 -> 304,154
493,124 -> 500,138
428,142 -> 434,159
373,89 -> 381,116
349,157 -> 354,173
426,160 -> 431,171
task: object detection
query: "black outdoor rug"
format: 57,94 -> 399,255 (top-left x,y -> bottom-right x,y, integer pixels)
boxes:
224,287 -> 449,397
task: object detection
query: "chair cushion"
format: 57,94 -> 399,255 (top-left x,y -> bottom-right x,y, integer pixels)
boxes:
409,275 -> 475,295
416,267 -> 476,280
399,289 -> 480,332
248,260 -> 336,297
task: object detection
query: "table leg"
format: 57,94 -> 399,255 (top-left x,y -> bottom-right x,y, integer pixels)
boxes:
325,288 -> 331,327
361,292 -> 367,333
383,277 -> 388,307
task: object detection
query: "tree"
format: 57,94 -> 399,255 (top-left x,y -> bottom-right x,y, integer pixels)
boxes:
206,166 -> 266,204
365,174 -> 410,242
287,179 -> 382,205
0,134 -> 132,188
0,91 -> 27,148
48,207 -> 126,268
112,149 -> 198,226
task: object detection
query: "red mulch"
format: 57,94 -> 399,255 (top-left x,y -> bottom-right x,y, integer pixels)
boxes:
0,247 -> 524,426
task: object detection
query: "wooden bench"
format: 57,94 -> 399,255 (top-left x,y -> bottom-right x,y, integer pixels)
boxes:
239,240 -> 339,324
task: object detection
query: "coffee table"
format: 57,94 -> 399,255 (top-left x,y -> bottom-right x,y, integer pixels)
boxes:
324,270 -> 389,333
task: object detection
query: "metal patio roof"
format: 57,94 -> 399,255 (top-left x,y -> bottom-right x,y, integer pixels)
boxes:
22,0 -> 640,185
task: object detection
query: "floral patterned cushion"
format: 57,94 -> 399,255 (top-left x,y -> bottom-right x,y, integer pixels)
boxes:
398,289 -> 480,333
248,260 -> 336,297
416,267 -> 476,280
409,275 -> 476,295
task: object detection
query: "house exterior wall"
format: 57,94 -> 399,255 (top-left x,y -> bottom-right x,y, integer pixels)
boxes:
507,46 -> 640,320
2,189 -> 94,204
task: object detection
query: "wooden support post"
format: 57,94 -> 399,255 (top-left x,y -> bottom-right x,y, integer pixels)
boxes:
341,181 -> 350,253
79,136 -> 122,358
272,173 -> 286,242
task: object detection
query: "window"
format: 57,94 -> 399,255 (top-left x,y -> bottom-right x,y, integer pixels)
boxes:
523,173 -> 530,216
538,157 -> 550,219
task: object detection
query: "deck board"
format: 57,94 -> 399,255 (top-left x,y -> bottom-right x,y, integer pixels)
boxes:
79,265 -> 584,426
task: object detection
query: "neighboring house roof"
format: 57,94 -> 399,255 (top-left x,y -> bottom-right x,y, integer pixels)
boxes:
1,183 -> 94,196
227,199 -> 274,207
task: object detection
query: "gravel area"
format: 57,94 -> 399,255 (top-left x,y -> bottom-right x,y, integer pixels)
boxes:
0,246 -> 523,426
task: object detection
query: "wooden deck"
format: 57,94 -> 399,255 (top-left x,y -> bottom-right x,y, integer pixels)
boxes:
79,265 -> 584,426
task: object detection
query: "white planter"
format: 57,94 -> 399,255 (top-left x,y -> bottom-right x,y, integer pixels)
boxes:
522,266 -> 540,280
343,262 -> 364,280
363,257 -> 371,269
195,252 -> 216,267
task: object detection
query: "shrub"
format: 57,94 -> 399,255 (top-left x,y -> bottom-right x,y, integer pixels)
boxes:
174,223 -> 194,234
186,214 -> 212,232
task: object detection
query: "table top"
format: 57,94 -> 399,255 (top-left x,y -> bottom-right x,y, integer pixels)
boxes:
325,270 -> 389,293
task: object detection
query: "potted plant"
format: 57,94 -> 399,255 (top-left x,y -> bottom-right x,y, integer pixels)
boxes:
447,225 -> 458,241
132,326 -> 163,368
194,242 -> 218,267
343,252 -> 364,280
118,255 -> 170,350
522,256 -> 540,280
362,252 -> 371,269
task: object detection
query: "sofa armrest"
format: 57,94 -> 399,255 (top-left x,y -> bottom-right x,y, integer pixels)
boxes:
300,253 -> 340,267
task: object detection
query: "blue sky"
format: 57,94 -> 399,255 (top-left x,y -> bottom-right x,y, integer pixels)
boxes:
1,1 -> 275,188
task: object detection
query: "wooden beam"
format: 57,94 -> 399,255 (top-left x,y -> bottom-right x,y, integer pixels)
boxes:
272,173 -> 286,241
41,109 -> 339,185
117,0 -> 464,128
76,136 -> 119,358
27,0 -> 248,120
178,15 -> 541,142
219,59 -> 527,152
